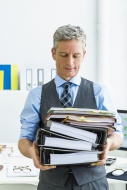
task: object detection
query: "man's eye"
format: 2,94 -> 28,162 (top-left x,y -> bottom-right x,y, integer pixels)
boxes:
74,55 -> 80,58
60,54 -> 67,57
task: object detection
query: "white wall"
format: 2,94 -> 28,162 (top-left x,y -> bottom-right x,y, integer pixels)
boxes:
0,91 -> 28,142
109,0 -> 127,109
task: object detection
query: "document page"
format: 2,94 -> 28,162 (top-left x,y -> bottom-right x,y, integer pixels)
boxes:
44,136 -> 92,150
50,151 -> 99,165
49,121 -> 97,143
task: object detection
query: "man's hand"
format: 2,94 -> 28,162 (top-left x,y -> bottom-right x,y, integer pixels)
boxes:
18,138 -> 56,171
30,142 -> 56,170
91,138 -> 111,166
91,133 -> 123,166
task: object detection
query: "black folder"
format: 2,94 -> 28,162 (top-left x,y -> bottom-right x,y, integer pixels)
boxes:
39,147 -> 101,166
36,128 -> 78,146
40,147 -> 78,165
80,127 -> 108,148
36,127 -> 107,148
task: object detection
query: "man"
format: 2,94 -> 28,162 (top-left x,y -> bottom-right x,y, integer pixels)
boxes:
18,24 -> 123,190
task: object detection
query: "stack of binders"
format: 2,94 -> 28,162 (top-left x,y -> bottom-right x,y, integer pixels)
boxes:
36,107 -> 116,166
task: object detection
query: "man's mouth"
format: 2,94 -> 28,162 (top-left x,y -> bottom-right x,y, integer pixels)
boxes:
65,68 -> 74,71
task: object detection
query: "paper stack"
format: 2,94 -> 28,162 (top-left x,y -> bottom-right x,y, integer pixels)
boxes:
36,107 -> 116,165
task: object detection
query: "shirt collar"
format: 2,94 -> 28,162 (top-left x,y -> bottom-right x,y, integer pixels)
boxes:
54,74 -> 81,87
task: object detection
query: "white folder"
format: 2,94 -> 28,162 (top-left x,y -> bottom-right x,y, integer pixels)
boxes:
26,69 -> 32,90
37,69 -> 44,86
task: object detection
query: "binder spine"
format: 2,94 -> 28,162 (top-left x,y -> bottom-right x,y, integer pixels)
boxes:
0,65 -> 11,89
26,69 -> 32,90
37,69 -> 44,86
11,64 -> 18,90
0,71 -> 4,90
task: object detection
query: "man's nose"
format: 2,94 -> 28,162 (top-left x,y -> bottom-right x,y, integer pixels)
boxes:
67,56 -> 74,65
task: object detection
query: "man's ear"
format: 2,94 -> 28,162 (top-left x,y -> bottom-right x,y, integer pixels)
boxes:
51,48 -> 56,60
83,51 -> 86,59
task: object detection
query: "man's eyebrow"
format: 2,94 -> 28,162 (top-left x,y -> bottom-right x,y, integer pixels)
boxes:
74,53 -> 81,55
76,52 -> 83,54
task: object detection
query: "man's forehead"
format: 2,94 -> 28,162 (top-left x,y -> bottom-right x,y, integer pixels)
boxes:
56,40 -> 83,49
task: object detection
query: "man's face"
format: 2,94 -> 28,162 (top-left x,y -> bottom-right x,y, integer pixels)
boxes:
51,39 -> 86,81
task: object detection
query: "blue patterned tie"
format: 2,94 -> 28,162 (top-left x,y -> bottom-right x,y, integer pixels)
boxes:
60,82 -> 73,108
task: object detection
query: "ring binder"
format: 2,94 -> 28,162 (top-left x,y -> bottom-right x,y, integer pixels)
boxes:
0,71 -> 4,90
0,65 -> 11,90
51,69 -> 56,79
37,69 -> 44,86
39,147 -> 101,165
26,69 -> 32,90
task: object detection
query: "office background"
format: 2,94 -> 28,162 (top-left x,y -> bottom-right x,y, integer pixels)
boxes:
0,0 -> 127,143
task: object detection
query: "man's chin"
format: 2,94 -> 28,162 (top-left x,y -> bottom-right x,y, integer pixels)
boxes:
63,75 -> 76,81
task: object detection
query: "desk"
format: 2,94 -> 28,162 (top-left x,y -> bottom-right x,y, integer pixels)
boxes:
106,156 -> 127,190
0,143 -> 39,190
0,144 -> 127,190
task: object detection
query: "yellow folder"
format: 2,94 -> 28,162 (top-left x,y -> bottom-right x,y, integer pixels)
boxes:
0,71 -> 4,90
11,64 -> 18,90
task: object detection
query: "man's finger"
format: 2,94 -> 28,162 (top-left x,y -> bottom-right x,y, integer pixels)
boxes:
91,160 -> 105,166
40,165 -> 56,171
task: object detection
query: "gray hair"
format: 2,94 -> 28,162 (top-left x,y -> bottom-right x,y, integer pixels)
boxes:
53,24 -> 86,50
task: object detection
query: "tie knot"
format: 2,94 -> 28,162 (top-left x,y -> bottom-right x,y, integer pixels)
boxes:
63,82 -> 72,89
